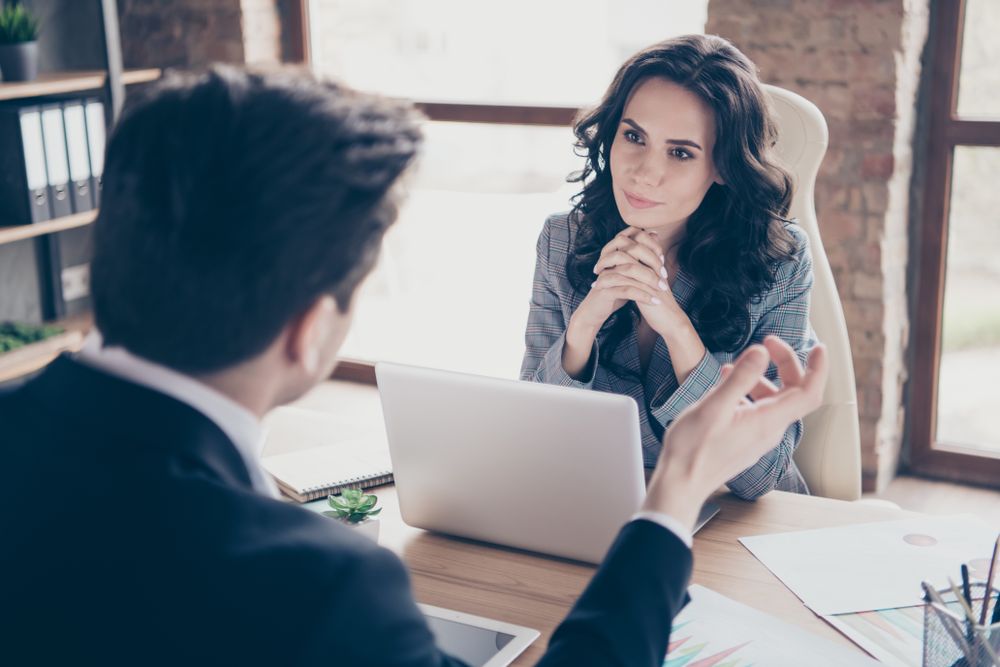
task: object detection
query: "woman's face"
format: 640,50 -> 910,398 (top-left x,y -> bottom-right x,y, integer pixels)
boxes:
609,77 -> 721,233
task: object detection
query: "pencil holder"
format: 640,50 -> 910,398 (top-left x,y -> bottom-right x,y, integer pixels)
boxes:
923,583 -> 1000,667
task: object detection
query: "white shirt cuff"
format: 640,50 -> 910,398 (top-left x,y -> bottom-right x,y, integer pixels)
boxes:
629,511 -> 693,549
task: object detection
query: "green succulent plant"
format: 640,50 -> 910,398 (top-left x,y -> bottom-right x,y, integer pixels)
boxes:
0,4 -> 40,45
0,322 -> 63,353
323,488 -> 382,524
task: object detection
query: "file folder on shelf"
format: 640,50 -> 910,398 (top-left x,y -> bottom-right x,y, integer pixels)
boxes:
40,104 -> 73,219
0,105 -> 52,225
62,101 -> 94,213
84,99 -> 105,207
53,224 -> 94,318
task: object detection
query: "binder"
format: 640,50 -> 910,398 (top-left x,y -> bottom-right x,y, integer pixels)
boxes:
0,105 -> 52,225
0,105 -> 55,323
53,224 -> 94,317
62,101 -> 94,213
84,99 -> 106,207
40,103 -> 73,219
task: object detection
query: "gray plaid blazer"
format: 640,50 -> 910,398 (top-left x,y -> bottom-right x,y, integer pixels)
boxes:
520,212 -> 816,500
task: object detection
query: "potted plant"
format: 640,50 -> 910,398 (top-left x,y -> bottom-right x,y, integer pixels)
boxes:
0,2 -> 40,82
322,488 -> 382,541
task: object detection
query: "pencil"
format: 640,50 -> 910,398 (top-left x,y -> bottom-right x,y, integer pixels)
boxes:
979,535 -> 1000,626
961,563 -> 972,606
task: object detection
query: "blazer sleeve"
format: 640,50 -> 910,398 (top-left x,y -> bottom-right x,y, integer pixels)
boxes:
723,227 -> 818,499
536,520 -> 693,667
649,226 -> 818,500
300,545 -> 471,667
299,521 -> 690,666
520,217 -> 601,389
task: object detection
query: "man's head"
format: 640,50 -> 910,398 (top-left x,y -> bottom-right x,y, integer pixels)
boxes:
91,66 -> 421,402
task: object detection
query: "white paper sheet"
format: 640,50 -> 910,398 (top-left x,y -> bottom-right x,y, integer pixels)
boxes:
667,585 -> 879,666
821,606 -> 925,667
739,515 -> 998,615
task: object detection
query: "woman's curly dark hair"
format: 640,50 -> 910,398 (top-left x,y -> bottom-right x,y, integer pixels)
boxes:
567,34 -> 797,362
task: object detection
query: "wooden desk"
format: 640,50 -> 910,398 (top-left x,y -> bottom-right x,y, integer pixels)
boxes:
369,486 -> 910,665
284,382 -> 909,662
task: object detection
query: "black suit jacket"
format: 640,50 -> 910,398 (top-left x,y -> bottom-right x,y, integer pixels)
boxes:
0,356 -> 692,665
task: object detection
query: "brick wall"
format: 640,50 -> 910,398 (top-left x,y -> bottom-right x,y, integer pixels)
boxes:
118,0 -> 283,69
707,0 -> 930,491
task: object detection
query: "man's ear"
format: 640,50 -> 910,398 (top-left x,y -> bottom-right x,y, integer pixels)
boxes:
286,295 -> 338,375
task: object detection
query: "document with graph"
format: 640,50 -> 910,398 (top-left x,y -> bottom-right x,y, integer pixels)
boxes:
665,586 -> 879,666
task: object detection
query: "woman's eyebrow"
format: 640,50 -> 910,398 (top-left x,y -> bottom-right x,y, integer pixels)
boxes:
622,118 -> 703,151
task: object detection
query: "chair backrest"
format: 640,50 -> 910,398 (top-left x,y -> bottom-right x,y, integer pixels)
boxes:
764,85 -> 862,501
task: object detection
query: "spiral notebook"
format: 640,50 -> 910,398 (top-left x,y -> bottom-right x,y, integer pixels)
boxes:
261,406 -> 393,503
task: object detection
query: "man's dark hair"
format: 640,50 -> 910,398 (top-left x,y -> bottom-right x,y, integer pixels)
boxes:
90,65 -> 422,373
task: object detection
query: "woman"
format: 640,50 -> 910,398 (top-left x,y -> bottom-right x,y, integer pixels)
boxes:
520,34 -> 818,499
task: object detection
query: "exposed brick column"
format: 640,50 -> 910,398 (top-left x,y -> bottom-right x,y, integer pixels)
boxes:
240,0 -> 283,65
707,0 -> 929,491
118,0 -> 283,69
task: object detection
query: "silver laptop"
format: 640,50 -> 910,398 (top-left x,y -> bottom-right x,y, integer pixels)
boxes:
375,362 -> 719,564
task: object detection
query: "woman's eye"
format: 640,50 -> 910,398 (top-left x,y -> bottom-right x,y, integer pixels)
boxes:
671,148 -> 693,161
624,129 -> 643,144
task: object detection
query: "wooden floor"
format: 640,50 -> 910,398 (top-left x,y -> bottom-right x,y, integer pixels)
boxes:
865,474 -> 1000,524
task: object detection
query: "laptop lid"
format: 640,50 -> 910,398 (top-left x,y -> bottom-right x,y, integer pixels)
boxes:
375,362 -> 646,563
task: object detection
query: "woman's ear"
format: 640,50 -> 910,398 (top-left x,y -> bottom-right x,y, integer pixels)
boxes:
713,168 -> 726,186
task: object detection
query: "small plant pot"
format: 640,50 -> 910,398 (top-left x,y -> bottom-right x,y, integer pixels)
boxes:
342,518 -> 380,542
0,41 -> 39,82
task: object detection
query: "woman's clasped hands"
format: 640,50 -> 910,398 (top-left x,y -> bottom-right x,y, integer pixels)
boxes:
579,226 -> 684,336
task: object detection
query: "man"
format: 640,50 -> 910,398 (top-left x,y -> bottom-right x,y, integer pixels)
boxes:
0,67 -> 826,665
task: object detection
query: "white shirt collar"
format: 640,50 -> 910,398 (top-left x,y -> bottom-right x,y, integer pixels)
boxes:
76,331 -> 279,498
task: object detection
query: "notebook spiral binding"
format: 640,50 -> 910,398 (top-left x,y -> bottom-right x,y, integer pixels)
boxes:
300,471 -> 394,501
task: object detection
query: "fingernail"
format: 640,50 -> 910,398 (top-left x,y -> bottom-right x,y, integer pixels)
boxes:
659,254 -> 665,263
659,266 -> 668,279
591,281 -> 596,288
658,280 -> 668,291
651,297 -> 662,305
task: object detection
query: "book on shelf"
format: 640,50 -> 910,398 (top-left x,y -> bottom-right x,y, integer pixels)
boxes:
261,406 -> 393,503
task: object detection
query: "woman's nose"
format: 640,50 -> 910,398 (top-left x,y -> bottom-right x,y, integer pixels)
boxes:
632,152 -> 665,187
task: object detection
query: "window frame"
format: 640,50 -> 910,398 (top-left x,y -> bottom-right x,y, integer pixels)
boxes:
294,1 -> 580,386
908,0 -> 1000,485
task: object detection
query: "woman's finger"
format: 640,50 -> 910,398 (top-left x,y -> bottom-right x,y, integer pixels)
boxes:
594,271 -> 662,300
623,241 -> 666,275
601,262 -> 667,292
601,227 -> 647,256
598,231 -> 666,277
593,276 -> 662,305
594,250 -> 650,274
625,227 -> 664,261
601,233 -> 636,257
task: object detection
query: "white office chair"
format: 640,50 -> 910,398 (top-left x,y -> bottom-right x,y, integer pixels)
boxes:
765,85 -> 863,501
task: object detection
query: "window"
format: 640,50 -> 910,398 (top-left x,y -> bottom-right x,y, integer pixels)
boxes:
910,0 -> 1000,484
303,0 -> 708,379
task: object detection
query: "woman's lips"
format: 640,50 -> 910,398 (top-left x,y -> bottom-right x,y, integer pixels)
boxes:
624,190 -> 660,209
